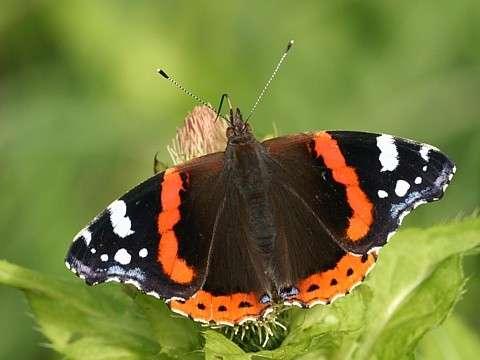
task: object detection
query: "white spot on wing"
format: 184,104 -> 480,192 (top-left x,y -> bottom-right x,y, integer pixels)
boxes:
306,299 -> 327,307
100,254 -> 109,262
413,200 -> 428,209
422,165 -> 428,172
114,248 -> 132,265
368,246 -> 382,254
395,180 -> 410,197
414,177 -> 422,184
124,279 -> 142,290
147,291 -> 161,299
192,317 -> 210,324
139,248 -> 148,258
74,228 -> 92,246
170,307 -> 188,317
377,190 -> 389,198
108,200 -> 135,238
90,248 -> 96,254
283,300 -> 303,308
165,296 -> 186,303
376,134 -> 399,172
330,293 -> 346,304
420,144 -> 437,161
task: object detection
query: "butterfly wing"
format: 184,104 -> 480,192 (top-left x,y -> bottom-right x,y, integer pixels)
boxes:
67,151 -> 273,324
66,129 -> 455,320
263,131 -> 455,254
262,131 -> 455,305
66,153 -> 226,300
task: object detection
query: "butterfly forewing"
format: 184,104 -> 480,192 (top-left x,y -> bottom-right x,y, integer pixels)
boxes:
66,152 -> 226,300
263,131 -> 455,255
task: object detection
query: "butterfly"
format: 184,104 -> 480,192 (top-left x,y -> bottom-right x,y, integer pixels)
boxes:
66,103 -> 455,326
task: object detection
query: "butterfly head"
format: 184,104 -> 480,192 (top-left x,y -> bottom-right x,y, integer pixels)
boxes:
226,108 -> 255,144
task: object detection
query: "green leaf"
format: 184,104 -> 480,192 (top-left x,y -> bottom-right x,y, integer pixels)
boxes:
358,255 -> 464,359
269,217 -> 480,360
0,261 -> 203,360
203,330 -> 249,360
417,313 -> 480,360
348,218 -> 478,360
133,294 -> 203,358
0,217 -> 479,359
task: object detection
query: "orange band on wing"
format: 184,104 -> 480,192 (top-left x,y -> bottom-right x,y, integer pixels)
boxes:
169,290 -> 269,325
157,169 -> 195,284
313,132 -> 373,241
289,252 -> 376,306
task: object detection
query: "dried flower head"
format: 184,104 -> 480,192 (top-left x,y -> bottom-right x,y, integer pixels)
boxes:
167,105 -> 229,165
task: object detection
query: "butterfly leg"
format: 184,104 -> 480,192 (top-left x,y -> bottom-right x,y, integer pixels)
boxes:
153,152 -> 169,174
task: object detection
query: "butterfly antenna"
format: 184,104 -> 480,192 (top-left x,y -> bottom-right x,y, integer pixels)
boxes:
245,40 -> 294,122
157,69 -> 218,114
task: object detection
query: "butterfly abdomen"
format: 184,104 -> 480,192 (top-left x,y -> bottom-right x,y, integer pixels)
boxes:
226,141 -> 278,255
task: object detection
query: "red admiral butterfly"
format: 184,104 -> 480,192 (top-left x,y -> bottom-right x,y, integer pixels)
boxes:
65,42 -> 455,326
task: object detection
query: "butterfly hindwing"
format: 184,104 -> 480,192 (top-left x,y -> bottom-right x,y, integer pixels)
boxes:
168,182 -> 273,325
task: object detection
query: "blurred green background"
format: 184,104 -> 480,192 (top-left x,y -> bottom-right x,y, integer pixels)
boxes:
1,1 -> 479,358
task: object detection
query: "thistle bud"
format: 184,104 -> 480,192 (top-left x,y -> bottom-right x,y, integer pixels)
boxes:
167,105 -> 228,165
